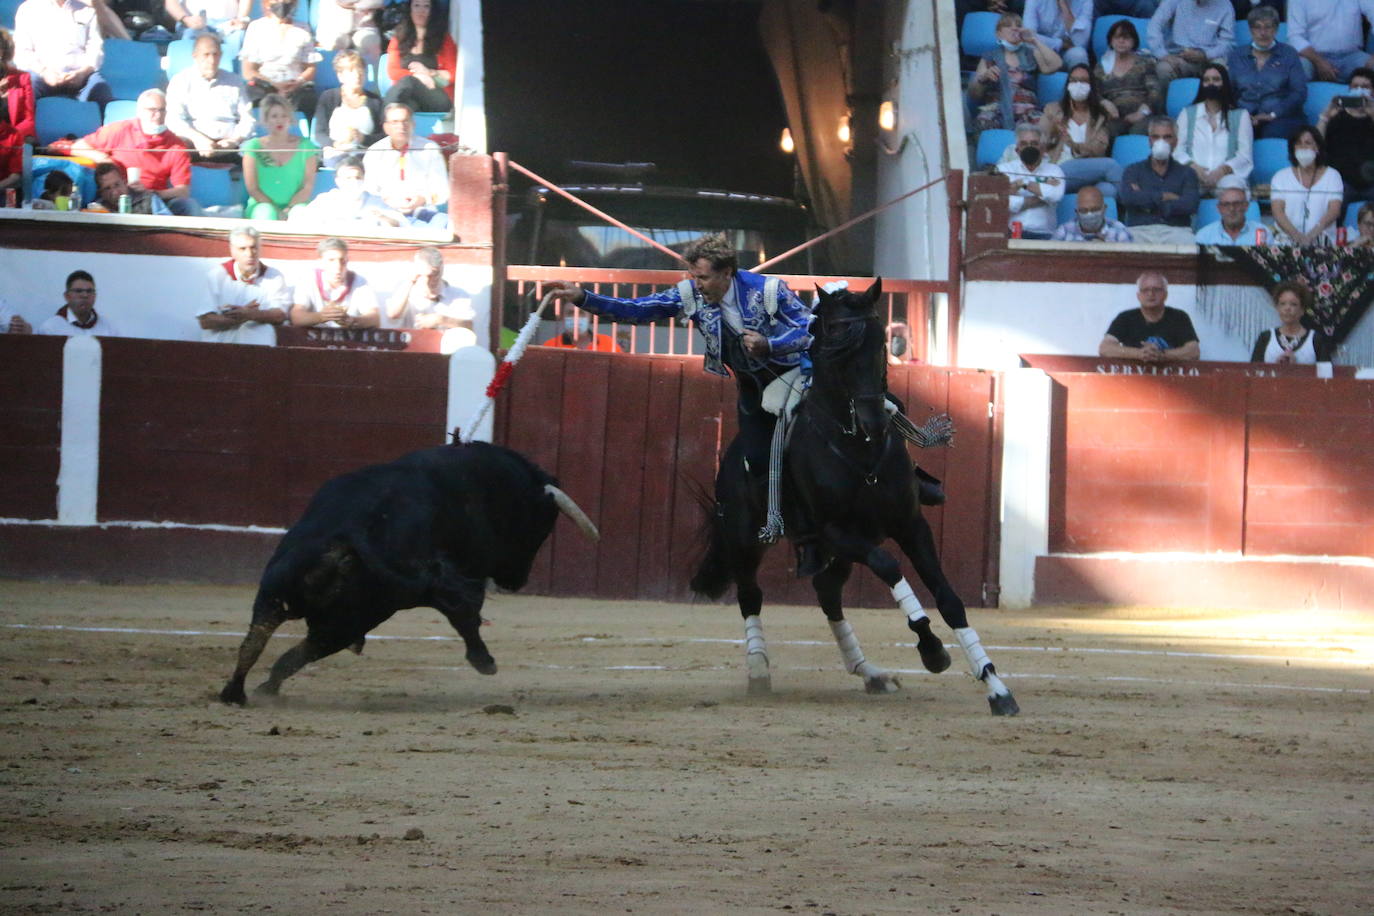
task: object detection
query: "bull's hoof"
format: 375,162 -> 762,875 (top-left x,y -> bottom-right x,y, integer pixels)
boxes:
220,683 -> 247,706
467,653 -> 498,676
909,619 -> 952,673
864,673 -> 902,694
988,691 -> 1020,716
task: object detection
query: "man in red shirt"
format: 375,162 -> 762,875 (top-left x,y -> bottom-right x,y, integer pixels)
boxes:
72,88 -> 200,216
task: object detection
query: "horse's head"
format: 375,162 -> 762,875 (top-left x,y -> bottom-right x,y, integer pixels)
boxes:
809,278 -> 888,442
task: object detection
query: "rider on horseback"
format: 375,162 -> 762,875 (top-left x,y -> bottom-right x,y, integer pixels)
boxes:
545,233 -> 943,576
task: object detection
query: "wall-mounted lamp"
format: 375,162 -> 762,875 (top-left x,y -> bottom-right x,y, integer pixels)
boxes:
878,99 -> 897,132
779,127 -> 795,154
837,115 -> 851,144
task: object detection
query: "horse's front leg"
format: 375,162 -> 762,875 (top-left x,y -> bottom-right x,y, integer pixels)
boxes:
891,514 -> 1019,716
815,530 -> 901,694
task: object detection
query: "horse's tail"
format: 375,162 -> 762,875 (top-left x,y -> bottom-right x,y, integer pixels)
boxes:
687,477 -> 732,600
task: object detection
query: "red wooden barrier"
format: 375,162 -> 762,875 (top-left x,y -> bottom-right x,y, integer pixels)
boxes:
1048,368 -> 1374,559
0,335 -> 65,520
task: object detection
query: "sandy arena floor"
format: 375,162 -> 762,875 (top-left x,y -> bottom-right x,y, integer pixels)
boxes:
1,581 -> 1371,915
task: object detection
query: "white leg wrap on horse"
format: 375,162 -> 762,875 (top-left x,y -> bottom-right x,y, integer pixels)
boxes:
954,626 -> 993,679
828,619 -> 871,676
891,578 -> 928,625
743,615 -> 767,659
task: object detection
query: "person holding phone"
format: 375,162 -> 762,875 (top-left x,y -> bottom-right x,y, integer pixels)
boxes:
1316,67 -> 1374,204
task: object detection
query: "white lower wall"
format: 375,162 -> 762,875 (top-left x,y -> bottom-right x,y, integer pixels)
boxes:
0,248 -> 492,349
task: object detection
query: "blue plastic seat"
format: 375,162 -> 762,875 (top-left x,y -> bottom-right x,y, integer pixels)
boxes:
1166,78 -> 1199,118
103,99 -> 137,125
165,38 -> 197,81
313,167 -> 336,196
412,111 -> 448,137
0,0 -> 22,28
1304,82 -> 1346,126
1111,133 -> 1150,166
315,48 -> 340,91
101,38 -> 164,100
1193,197 -> 1261,229
960,12 -> 1001,60
1251,137 -> 1290,186
975,128 -> 1014,169
1056,192 -> 1119,226
1346,201 -> 1368,228
190,165 -> 238,208
35,97 -> 101,144
1037,72 -> 1068,107
375,52 -> 393,94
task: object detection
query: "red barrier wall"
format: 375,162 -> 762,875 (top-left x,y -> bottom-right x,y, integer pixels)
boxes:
0,335 -> 65,520
1049,371 -> 1374,559
495,348 -> 1002,607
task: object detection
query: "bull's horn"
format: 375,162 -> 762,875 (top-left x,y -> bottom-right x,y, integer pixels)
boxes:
545,485 -> 600,540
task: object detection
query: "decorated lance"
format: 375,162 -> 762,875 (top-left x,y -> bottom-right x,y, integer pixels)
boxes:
460,290 -> 558,444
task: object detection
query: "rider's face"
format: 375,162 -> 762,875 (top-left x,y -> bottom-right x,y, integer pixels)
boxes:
688,258 -> 733,304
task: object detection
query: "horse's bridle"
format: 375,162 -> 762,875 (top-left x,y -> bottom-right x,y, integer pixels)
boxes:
809,310 -> 890,483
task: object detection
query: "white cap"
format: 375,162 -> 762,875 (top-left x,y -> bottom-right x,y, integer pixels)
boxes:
1215,174 -> 1250,199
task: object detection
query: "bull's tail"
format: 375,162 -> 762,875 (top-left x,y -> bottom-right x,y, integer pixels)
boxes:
689,477 -> 732,599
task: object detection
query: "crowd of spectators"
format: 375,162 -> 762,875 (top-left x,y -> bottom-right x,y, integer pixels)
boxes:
0,0 -> 457,225
964,1 -> 1374,246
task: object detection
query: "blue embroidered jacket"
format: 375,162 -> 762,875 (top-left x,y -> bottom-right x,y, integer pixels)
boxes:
578,269 -> 812,377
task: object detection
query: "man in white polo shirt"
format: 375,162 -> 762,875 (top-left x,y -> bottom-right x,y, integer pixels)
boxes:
362,102 -> 448,226
199,226 -> 292,345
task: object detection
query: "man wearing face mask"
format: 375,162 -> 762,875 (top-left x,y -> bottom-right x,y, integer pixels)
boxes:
72,88 -> 201,216
1317,67 -> 1374,204
1119,116 -> 1200,244
1226,5 -> 1307,140
996,123 -> 1066,239
1051,185 -> 1135,241
288,156 -> 404,227
198,226 -> 291,346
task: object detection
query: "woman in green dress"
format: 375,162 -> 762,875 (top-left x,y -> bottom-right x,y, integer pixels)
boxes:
242,93 -> 319,220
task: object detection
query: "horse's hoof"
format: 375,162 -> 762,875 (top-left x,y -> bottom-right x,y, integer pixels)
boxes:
348,638 -> 366,655
467,653 -> 498,676
253,681 -> 280,697
746,653 -> 770,695
920,644 -> 952,673
219,683 -> 247,706
747,676 -> 772,696
988,692 -> 1020,716
864,674 -> 901,694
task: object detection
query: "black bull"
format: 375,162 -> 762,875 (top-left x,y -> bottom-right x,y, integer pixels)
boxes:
220,441 -> 598,705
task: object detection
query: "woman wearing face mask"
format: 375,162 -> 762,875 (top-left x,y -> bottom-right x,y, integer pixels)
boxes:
313,49 -> 385,168
1174,63 -> 1253,194
242,93 -> 319,220
1095,19 -> 1160,137
1038,64 -> 1124,198
1270,127 -> 1344,246
1250,282 -> 1332,364
968,12 -> 1061,134
384,0 -> 457,117
239,0 -> 322,115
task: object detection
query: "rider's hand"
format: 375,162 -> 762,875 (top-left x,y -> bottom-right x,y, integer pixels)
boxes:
545,282 -> 586,305
742,330 -> 770,357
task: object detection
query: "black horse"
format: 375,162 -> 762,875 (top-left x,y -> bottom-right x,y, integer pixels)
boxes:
691,278 -> 1019,715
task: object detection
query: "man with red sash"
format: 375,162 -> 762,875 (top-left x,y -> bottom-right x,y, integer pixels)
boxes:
290,236 -> 380,329
199,225 -> 291,345
38,270 -> 121,336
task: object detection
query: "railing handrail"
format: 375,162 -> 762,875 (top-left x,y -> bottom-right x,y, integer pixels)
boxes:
504,264 -> 952,295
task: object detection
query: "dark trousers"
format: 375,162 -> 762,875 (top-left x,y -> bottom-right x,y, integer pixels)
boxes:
385,78 -> 451,115
248,78 -> 317,117
719,326 -> 781,478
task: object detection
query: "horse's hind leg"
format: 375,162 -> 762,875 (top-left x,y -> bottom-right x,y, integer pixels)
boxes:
812,558 -> 900,694
891,515 -> 1019,716
220,591 -> 287,705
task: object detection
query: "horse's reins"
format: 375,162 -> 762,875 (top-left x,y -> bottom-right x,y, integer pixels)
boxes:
806,310 -> 892,484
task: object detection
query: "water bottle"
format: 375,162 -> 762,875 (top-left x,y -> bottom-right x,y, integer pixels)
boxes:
70,187 -> 82,211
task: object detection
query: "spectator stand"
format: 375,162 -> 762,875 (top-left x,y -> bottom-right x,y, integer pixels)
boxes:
975,128 -> 1013,170
1250,137 -> 1289,189
1110,134 -> 1149,168
1304,83 -> 1346,126
1165,78 -> 1199,119
103,100 -> 138,125
0,0 -> 19,29
1037,72 -> 1067,108
34,98 -> 102,146
165,38 -> 197,81
101,38 -> 165,101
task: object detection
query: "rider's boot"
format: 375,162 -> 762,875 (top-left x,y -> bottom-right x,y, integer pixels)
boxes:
916,466 -> 946,506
